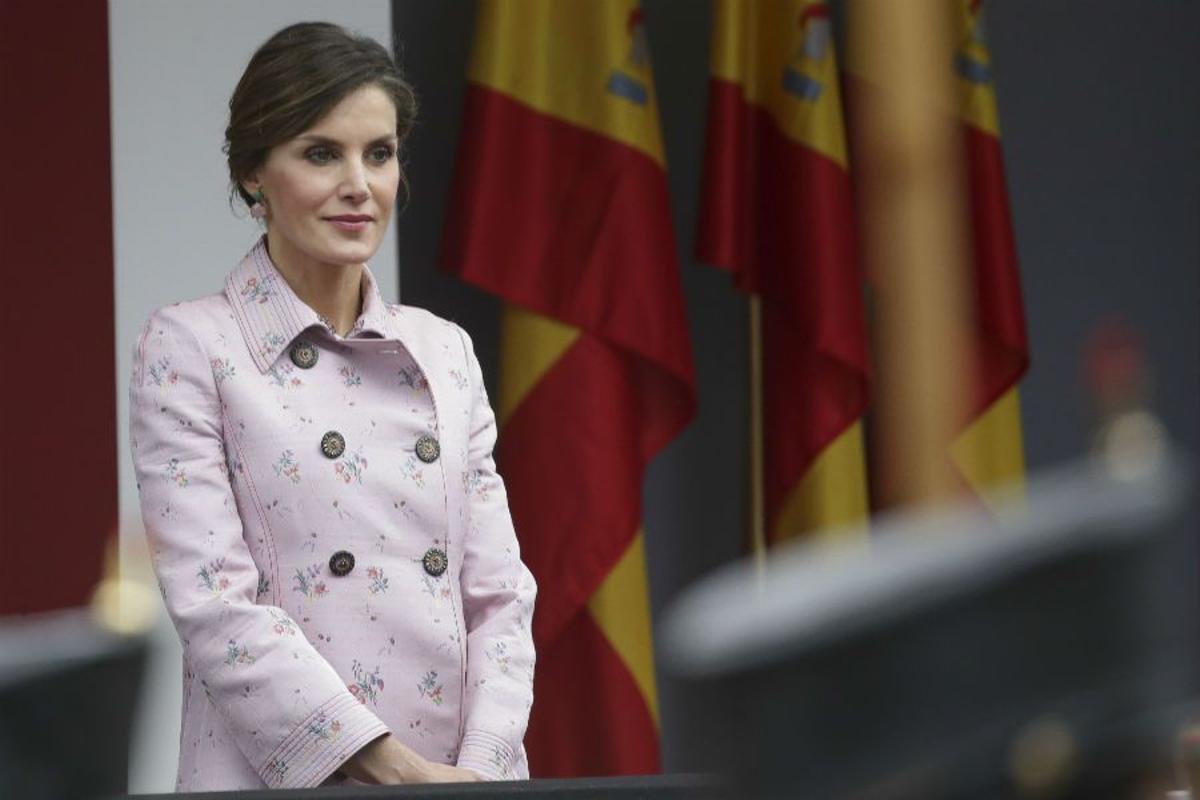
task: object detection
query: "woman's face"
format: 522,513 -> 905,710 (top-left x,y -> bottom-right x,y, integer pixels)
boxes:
249,84 -> 400,273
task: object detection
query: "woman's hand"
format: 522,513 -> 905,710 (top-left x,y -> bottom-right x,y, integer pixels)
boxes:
342,734 -> 481,784
419,762 -> 482,783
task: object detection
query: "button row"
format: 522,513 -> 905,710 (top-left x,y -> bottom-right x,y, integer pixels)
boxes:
319,431 -> 439,463
291,341 -> 440,465
327,547 -> 447,578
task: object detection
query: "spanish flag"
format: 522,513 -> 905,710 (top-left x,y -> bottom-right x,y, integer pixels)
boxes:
946,0 -> 1029,505
844,0 -> 1029,508
440,0 -> 695,777
696,0 -> 871,543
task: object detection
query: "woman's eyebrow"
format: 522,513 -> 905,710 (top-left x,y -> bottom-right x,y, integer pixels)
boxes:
294,133 -> 398,146
295,134 -> 339,145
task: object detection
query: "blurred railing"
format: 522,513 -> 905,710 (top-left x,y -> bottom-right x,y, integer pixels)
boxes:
122,773 -> 726,800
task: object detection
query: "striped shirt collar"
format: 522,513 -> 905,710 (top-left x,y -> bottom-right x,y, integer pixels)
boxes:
224,237 -> 399,372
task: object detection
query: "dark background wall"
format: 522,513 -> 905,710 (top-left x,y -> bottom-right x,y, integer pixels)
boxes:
391,0 -> 1199,771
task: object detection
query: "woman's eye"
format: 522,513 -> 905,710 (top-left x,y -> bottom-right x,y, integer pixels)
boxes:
368,145 -> 396,164
305,147 -> 335,164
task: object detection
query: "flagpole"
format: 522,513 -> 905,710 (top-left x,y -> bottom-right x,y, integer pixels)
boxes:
749,294 -> 767,575
848,0 -> 969,508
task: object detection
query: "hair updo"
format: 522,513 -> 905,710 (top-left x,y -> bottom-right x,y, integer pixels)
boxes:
224,22 -> 418,209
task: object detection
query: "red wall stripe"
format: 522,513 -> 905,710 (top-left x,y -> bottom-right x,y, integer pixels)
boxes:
0,0 -> 116,613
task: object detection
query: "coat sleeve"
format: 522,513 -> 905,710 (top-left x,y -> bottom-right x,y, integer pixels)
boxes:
129,306 -> 389,789
453,325 -> 538,780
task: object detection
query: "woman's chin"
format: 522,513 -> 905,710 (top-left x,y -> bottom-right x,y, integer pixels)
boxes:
310,240 -> 383,268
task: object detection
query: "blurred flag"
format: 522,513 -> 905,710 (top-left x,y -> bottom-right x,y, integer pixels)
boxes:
696,0 -> 871,543
440,0 -> 695,777
945,0 -> 1030,505
844,0 -> 1029,508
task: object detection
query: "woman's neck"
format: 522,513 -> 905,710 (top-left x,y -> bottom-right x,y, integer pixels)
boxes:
265,231 -> 363,336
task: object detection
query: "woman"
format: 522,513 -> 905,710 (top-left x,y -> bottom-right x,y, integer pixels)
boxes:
130,22 -> 535,791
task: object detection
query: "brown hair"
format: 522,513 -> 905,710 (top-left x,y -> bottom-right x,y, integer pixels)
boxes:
224,21 -> 417,208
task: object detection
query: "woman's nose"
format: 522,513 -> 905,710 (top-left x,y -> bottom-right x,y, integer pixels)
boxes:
339,161 -> 370,201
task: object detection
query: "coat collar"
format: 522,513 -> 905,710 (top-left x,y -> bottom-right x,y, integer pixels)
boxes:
225,237 -> 400,372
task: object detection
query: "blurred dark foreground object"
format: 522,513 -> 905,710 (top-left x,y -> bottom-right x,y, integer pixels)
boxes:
0,608 -> 147,799
662,449 -> 1198,799
128,773 -> 726,799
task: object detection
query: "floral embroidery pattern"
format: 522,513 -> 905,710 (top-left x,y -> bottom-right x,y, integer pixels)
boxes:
398,367 -> 428,391
306,712 -> 342,741
418,670 -> 444,706
259,331 -> 286,359
339,365 -> 362,388
448,368 -> 468,391
335,450 -> 368,484
210,358 -> 236,384
239,275 -> 275,304
292,564 -> 328,599
489,744 -> 507,773
267,362 -> 303,389
420,574 -> 451,602
487,641 -> 512,675
197,558 -> 230,594
224,640 -> 256,666
256,572 -> 270,599
348,660 -> 385,706
463,468 -> 490,502
166,458 -> 189,488
270,609 -> 296,636
264,758 -> 288,784
366,566 -> 389,595
223,447 -> 244,483
148,357 -> 178,387
273,450 -> 301,484
399,456 -> 426,489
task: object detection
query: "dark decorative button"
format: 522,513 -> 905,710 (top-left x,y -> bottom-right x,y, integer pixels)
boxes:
329,550 -> 355,577
415,435 -> 440,464
422,548 -> 448,577
321,431 -> 345,459
289,340 -> 318,369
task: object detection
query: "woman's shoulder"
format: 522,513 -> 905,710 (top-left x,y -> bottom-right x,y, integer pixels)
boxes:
386,302 -> 475,352
135,292 -> 239,358
387,301 -> 455,329
144,291 -> 235,328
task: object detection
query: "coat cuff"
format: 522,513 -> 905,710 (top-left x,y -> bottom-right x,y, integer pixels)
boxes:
456,729 -> 516,781
258,692 -> 389,789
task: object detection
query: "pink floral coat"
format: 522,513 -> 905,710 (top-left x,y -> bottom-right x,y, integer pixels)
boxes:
130,240 -> 536,791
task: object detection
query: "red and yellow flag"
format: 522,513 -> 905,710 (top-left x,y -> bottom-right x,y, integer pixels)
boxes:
441,0 -> 695,776
947,0 -> 1029,504
696,0 -> 871,542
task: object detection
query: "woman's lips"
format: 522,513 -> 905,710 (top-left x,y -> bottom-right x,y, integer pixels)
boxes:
326,215 -> 372,232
